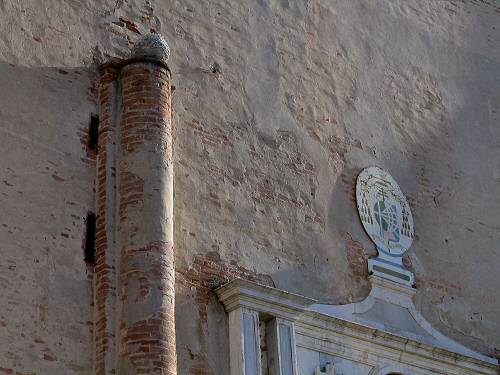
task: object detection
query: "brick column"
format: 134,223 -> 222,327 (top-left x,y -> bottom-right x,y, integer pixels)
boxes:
95,34 -> 176,375
94,66 -> 118,375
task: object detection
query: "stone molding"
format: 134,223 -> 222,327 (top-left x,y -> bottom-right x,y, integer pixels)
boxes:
216,278 -> 499,375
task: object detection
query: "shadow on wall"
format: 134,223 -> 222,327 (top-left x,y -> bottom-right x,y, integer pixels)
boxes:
327,2 -> 500,360
0,62 -> 97,375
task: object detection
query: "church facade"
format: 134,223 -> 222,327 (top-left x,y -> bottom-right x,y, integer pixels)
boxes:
0,1 -> 499,374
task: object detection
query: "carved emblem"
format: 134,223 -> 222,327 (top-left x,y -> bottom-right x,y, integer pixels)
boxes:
356,167 -> 415,286
356,167 -> 414,256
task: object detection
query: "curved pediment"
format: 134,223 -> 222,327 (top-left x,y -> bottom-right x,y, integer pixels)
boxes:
216,277 -> 499,375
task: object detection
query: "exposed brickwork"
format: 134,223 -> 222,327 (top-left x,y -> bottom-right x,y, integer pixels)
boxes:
116,62 -> 175,375
117,171 -> 144,229
404,191 -> 422,214
345,232 -> 376,283
340,166 -> 358,206
176,252 -> 268,375
186,120 -> 232,147
94,67 -> 119,375
402,254 -> 461,301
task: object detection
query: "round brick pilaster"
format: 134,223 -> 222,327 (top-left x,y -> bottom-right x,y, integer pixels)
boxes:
94,66 -> 118,375
115,61 -> 176,375
95,33 -> 176,375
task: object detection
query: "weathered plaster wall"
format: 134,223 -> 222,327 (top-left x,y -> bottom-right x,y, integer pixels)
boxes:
0,0 -> 499,374
0,63 -> 96,375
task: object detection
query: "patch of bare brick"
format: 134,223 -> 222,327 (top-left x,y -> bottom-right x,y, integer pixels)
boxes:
340,165 -> 358,206
345,232 -> 376,283
177,252 -> 270,375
